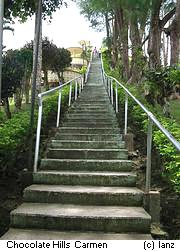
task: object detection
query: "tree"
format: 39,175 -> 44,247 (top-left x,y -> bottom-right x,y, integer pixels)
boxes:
164,0 -> 180,65
42,37 -> 57,90
2,49 -> 24,118
17,45 -> 33,105
4,0 -> 65,21
52,47 -> 72,82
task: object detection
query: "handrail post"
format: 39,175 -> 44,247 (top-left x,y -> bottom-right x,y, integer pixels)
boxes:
115,82 -> 118,113
34,96 -> 43,172
81,77 -> 84,90
79,78 -> 82,94
56,89 -> 62,128
145,118 -> 153,193
124,93 -> 128,135
68,82 -> 72,106
75,80 -> 78,100
111,79 -> 113,105
106,78 -> 108,95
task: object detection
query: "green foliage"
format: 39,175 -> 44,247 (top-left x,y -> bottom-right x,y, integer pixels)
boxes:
144,66 -> 180,105
2,50 -> 25,99
80,66 -> 87,74
51,47 -> 72,78
4,0 -> 65,21
124,86 -> 180,192
103,54 -> 180,193
0,86 -> 70,173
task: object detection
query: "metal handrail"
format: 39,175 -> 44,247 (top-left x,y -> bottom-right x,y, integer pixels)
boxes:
101,56 -> 180,193
34,54 -> 93,172
33,76 -> 82,172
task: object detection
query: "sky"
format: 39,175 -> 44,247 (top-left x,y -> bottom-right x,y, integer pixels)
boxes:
3,0 -> 105,50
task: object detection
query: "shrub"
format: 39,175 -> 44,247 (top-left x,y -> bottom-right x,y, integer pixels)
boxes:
103,54 -> 180,193
0,86 -> 70,173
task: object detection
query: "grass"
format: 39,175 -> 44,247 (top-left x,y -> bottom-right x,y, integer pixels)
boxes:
170,99 -> 180,124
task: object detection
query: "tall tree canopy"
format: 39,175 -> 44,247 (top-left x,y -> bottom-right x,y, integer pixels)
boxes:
78,0 -> 178,81
4,0 -> 66,21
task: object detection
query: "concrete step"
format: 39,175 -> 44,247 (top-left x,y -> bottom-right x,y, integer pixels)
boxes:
1,228 -> 153,240
65,114 -> 116,120
46,148 -> 128,160
71,105 -> 112,109
62,122 -> 119,128
33,171 -> 136,187
54,133 -> 122,141
56,127 -> 120,135
40,159 -> 133,172
77,100 -> 110,104
73,104 -> 109,107
50,140 -> 125,149
69,110 -> 114,115
79,95 -> 108,98
24,185 -> 143,206
11,203 -> 151,233
78,98 -> 110,102
64,118 -> 117,123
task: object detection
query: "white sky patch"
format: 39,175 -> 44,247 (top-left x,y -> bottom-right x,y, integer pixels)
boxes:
3,1 -> 105,50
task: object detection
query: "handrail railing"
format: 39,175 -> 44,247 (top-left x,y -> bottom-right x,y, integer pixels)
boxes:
33,56 -> 92,172
101,56 -> 180,193
34,76 -> 82,172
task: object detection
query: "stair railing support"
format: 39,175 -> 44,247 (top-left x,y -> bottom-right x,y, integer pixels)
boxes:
34,95 -> 43,172
115,82 -> 118,113
75,80 -> 78,100
111,79 -> 114,105
79,79 -> 82,94
81,77 -> 84,90
124,93 -> 128,135
146,118 -> 153,193
56,89 -> 62,128
68,82 -> 72,107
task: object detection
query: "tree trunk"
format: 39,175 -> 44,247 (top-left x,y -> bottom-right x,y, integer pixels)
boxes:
34,4 -> 42,94
111,15 -> 119,68
129,17 -> 144,83
115,7 -> 129,80
3,97 -> 11,119
105,13 -> 111,50
170,0 -> 180,65
148,0 -> 162,69
44,69 -> 49,90
14,87 -> 23,111
25,77 -> 30,104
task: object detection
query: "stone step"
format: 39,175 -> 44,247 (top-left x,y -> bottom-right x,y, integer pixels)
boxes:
71,104 -> 112,108
50,140 -> 125,149
47,148 -> 128,160
78,98 -> 109,102
69,109 -> 113,114
63,118 -> 117,124
54,133 -> 122,141
33,171 -> 136,187
74,100 -> 110,105
40,159 -> 133,172
77,100 -> 110,104
56,127 -> 120,135
1,228 -> 153,240
11,203 -> 151,233
64,118 -> 117,123
24,185 -> 143,206
65,114 -> 116,120
62,122 -> 119,128
79,94 -> 108,98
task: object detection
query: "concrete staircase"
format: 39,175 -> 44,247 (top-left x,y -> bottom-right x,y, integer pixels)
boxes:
1,58 -> 152,240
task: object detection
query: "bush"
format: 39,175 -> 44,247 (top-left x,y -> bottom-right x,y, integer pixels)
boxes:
0,86 -> 70,173
103,53 -> 180,193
